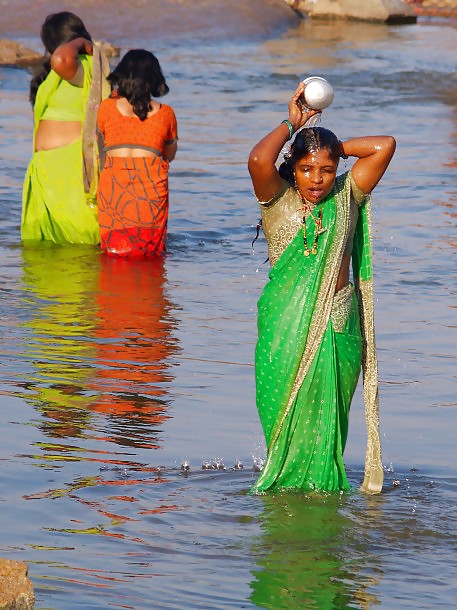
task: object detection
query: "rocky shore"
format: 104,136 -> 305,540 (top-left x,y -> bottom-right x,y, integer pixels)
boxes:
288,0 -> 457,16
289,0 -> 457,21
0,39 -> 119,69
0,559 -> 34,610
0,39 -> 43,68
406,0 -> 457,16
0,0 -> 455,67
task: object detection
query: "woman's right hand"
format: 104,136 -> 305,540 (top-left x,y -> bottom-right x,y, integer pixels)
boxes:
288,82 -> 321,132
50,37 -> 93,82
248,83 -> 321,202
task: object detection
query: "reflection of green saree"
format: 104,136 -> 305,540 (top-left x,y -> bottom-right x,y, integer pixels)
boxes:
252,171 -> 383,494
20,245 -> 101,437
250,494 -> 381,609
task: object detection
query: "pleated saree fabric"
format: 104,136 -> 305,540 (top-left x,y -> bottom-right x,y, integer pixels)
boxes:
97,155 -> 170,257
252,171 -> 383,494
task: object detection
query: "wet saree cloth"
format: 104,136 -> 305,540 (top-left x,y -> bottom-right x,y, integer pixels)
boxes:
97,156 -> 170,257
96,99 -> 178,257
22,48 -> 110,245
252,171 -> 383,494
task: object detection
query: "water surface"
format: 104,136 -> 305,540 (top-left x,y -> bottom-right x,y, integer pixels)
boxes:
0,10 -> 456,610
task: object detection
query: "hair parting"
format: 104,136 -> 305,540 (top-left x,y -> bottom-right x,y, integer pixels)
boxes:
279,126 -> 340,185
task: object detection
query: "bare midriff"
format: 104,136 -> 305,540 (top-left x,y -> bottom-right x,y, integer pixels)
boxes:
106,148 -> 157,159
35,120 -> 82,151
336,253 -> 351,293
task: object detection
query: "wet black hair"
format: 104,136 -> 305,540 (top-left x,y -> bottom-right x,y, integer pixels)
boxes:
279,126 -> 341,185
107,49 -> 169,121
29,12 -> 92,106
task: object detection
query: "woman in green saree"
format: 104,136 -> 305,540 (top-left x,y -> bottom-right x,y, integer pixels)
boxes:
21,12 -> 110,244
248,82 -> 395,494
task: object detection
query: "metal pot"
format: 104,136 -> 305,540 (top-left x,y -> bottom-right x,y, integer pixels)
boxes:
300,76 -> 334,111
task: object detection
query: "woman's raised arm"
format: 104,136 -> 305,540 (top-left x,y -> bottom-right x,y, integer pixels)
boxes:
248,83 -> 320,202
50,37 -> 93,83
340,136 -> 396,195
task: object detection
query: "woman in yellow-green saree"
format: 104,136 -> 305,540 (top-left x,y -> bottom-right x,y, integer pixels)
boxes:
248,82 -> 395,494
21,12 -> 109,244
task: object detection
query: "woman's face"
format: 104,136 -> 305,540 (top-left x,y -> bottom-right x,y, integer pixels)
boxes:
294,148 -> 338,204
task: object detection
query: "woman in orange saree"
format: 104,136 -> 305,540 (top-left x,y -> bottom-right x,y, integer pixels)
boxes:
97,50 -> 178,258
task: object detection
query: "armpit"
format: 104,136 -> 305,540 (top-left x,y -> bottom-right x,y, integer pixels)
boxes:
257,178 -> 289,208
350,172 -> 367,206
68,63 -> 85,87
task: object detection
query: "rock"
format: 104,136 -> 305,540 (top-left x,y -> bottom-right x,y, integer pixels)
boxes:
293,0 -> 417,22
0,39 -> 42,67
0,39 -> 119,69
0,558 -> 35,610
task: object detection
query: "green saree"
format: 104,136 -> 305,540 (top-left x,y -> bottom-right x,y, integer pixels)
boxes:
252,171 -> 383,494
22,46 -> 110,245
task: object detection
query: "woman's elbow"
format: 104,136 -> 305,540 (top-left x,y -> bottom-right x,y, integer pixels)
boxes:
165,144 -> 177,162
50,53 -> 65,73
248,151 -> 263,175
50,53 -> 76,80
383,136 -> 396,156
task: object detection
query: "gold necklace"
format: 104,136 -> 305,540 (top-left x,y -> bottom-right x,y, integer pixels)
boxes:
298,192 -> 326,256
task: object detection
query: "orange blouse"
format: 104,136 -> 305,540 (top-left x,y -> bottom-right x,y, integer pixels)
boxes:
97,96 -> 178,157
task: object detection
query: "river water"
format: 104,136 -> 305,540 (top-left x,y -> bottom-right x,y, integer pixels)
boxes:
0,6 -> 456,610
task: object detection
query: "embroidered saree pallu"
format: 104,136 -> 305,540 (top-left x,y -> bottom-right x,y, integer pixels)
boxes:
252,171 -> 383,494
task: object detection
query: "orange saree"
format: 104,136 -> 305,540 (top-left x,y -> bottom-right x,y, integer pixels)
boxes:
97,97 -> 177,257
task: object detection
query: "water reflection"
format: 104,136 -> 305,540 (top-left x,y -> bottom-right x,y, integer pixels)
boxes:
20,245 -> 100,438
20,246 -> 179,456
439,103 -> 457,248
250,493 -> 381,610
90,255 -> 180,450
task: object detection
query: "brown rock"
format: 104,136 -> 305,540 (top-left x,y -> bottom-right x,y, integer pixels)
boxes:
0,38 -> 119,70
0,39 -> 42,67
0,558 -> 35,610
295,0 -> 417,21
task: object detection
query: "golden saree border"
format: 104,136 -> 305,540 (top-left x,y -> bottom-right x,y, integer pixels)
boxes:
82,43 -> 111,199
354,197 -> 383,494
267,172 -> 352,453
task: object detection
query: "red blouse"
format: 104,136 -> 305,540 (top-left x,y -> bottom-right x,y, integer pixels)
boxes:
97,96 -> 178,157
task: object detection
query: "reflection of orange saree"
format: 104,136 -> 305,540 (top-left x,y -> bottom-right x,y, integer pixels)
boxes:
90,257 -> 178,449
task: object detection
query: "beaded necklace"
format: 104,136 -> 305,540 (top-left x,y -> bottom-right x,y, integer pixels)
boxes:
297,191 -> 327,256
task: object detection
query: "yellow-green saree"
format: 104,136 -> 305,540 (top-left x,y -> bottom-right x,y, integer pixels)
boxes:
21,46 -> 110,244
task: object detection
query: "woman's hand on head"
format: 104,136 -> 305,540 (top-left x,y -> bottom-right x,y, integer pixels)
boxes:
288,82 -> 321,132
346,135 -> 396,195
50,37 -> 93,83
